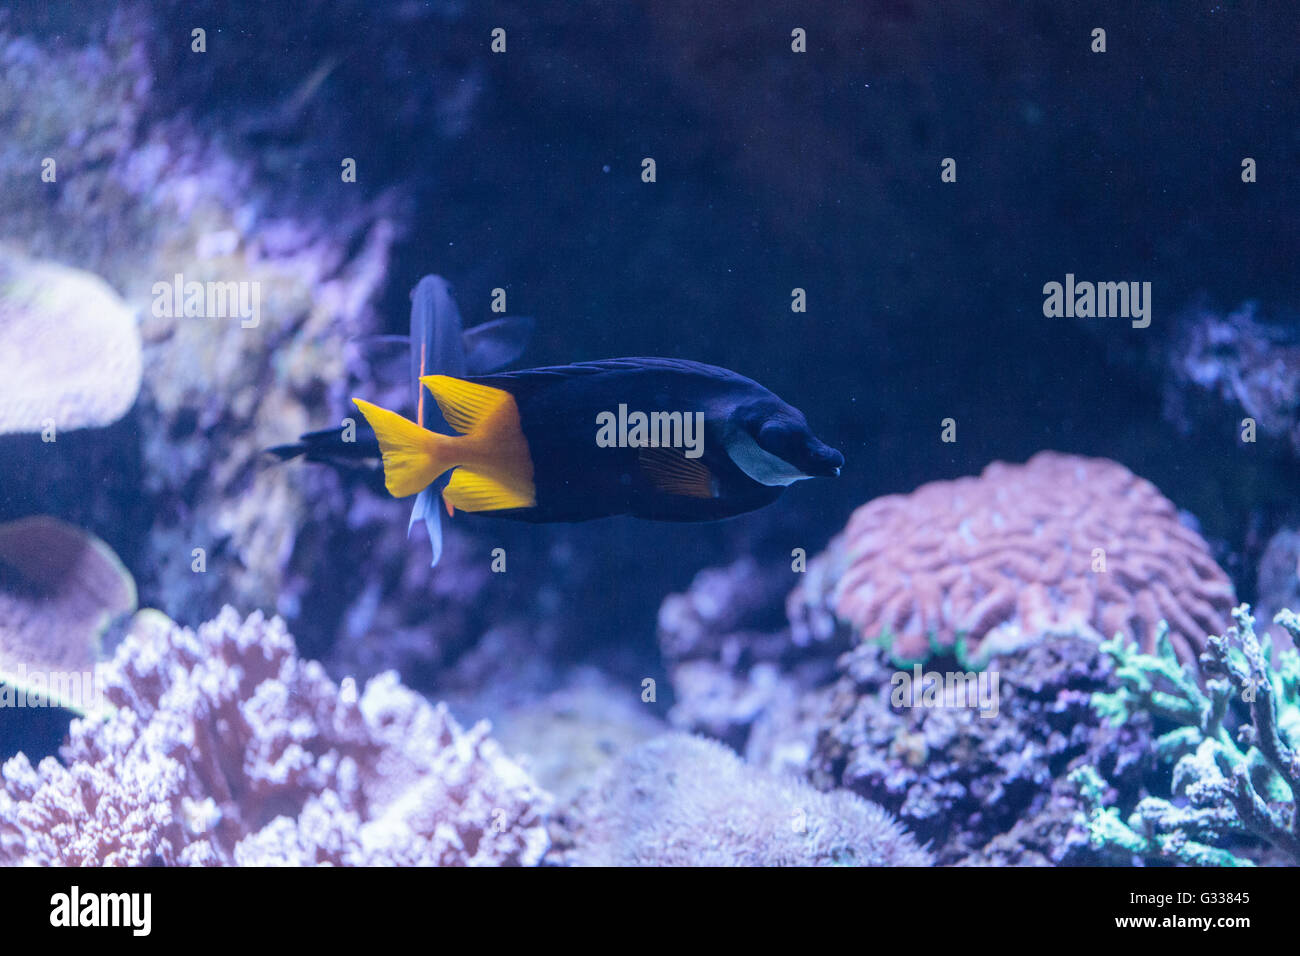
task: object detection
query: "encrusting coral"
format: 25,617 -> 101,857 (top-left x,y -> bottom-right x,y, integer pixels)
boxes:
0,247 -> 141,434
0,516 -> 136,712
1072,605 -> 1300,866
1255,527 -> 1300,640
0,607 -> 551,866
790,452 -> 1235,666
1163,302 -> 1300,458
790,632 -> 1154,864
553,732 -> 932,866
657,557 -> 843,754
0,11 -> 397,628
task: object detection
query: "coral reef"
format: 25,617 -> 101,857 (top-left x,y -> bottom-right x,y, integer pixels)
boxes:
656,548 -> 1188,863
0,516 -> 135,712
0,8 -> 398,632
790,452 -> 1235,666
0,607 -> 550,866
657,554 -> 1153,863
657,557 -> 843,753
1255,528 -> 1300,640
553,733 -> 931,867
481,667 -> 668,806
1164,302 -> 1300,458
0,248 -> 141,434
0,6 -> 623,693
0,0 -> 1293,871
656,461 -> 1279,864
791,634 -> 1153,865
1072,605 -> 1300,866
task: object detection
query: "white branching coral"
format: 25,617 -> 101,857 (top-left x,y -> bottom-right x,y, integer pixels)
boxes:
0,607 -> 550,866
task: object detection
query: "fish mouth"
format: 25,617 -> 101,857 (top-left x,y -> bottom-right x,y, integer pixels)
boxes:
805,443 -> 844,478
800,459 -> 843,479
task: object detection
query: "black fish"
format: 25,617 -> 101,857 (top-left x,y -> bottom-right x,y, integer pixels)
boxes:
352,356 -> 843,524
268,275 -> 532,564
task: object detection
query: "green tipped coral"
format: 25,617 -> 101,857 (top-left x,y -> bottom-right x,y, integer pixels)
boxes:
1072,605 -> 1300,866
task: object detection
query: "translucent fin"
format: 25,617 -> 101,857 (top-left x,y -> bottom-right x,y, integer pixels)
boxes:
359,334 -> 410,348
463,316 -> 534,373
407,276 -> 469,565
408,486 -> 431,535
410,276 -> 467,428
408,485 -> 443,566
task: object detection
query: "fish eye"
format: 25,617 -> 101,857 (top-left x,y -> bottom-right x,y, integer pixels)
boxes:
757,420 -> 796,455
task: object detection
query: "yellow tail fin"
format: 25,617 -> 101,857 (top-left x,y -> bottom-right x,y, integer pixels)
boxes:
420,375 -> 537,511
352,398 -> 449,498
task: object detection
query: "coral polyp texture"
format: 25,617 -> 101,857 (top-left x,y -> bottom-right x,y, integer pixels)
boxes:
790,452 -> 1235,665
555,733 -> 932,867
0,608 -> 551,866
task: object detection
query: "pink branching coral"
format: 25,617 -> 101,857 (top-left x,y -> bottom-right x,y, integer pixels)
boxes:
0,607 -> 550,865
790,452 -> 1235,665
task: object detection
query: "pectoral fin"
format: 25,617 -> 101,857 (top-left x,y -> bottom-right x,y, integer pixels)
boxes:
462,316 -> 534,373
639,447 -> 717,499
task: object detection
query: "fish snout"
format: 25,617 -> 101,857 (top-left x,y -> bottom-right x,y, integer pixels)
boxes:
805,438 -> 844,478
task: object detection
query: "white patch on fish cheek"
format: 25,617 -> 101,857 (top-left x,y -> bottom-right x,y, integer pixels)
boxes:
724,429 -> 811,487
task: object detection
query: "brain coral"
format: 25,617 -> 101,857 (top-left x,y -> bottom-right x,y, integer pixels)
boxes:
0,607 -> 551,866
790,452 -> 1235,665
